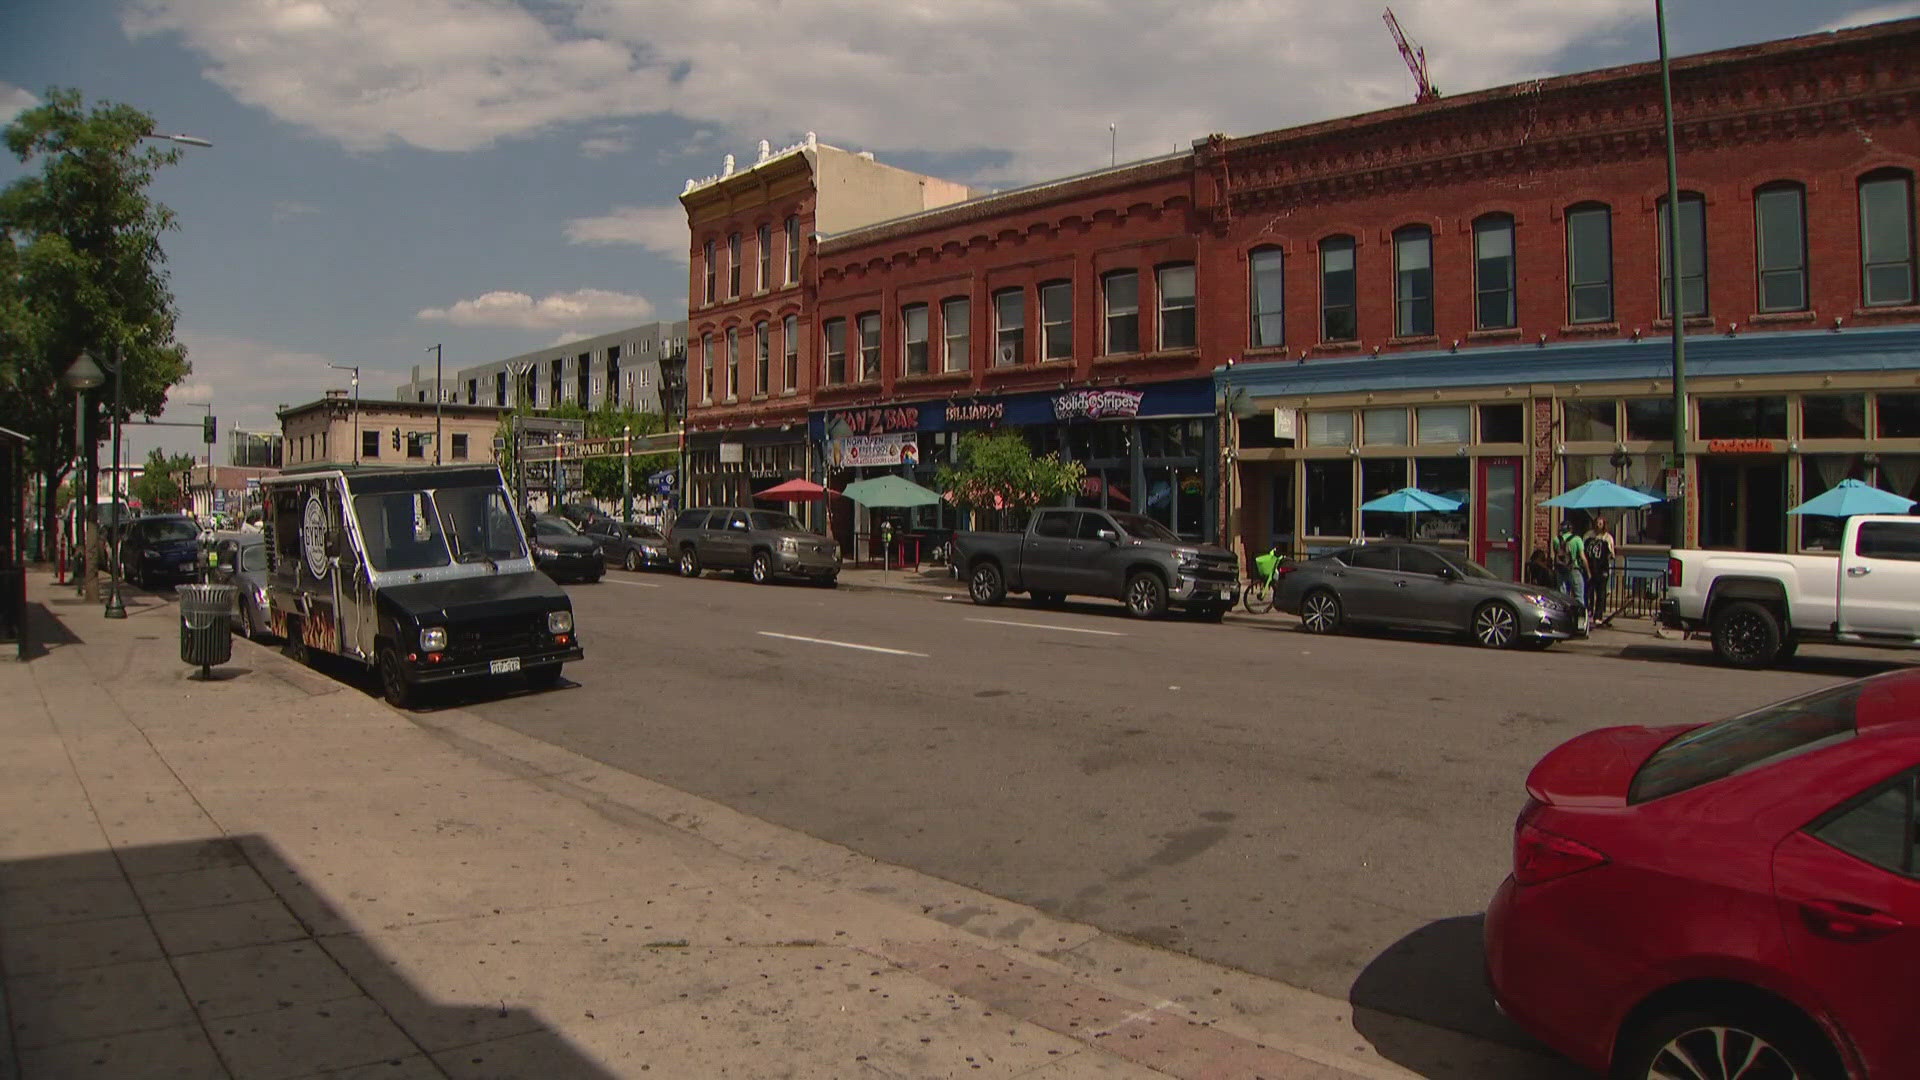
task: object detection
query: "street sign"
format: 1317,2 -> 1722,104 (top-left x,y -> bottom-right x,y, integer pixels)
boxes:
1665,471 -> 1687,500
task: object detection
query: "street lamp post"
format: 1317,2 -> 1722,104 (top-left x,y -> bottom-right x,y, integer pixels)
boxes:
1655,0 -> 1690,549
62,354 -> 106,598
427,344 -> 444,465
622,424 -> 633,524
104,346 -> 127,619
328,363 -> 361,464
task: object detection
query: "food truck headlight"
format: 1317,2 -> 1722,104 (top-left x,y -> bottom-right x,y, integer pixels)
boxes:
547,610 -> 573,635
419,626 -> 448,651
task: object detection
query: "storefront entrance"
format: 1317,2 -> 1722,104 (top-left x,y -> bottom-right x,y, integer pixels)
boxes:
1701,457 -> 1786,552
1475,457 -> 1522,580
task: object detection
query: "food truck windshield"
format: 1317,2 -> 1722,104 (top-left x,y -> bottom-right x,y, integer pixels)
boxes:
351,485 -> 527,572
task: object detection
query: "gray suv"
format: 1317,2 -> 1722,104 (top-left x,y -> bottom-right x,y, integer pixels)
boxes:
668,507 -> 841,586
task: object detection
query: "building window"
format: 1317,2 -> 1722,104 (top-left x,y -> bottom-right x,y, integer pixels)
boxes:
942,297 -> 970,372
1103,270 -> 1139,354
857,311 -> 881,381
755,321 -> 770,395
1362,407 -> 1409,446
1566,203 -> 1614,324
1473,214 -> 1517,329
451,433 -> 468,460
607,347 -> 621,406
823,318 -> 847,385
1320,236 -> 1357,342
1249,247 -> 1284,348
1157,264 -> 1196,349
1755,183 -> 1808,313
993,288 -> 1024,365
577,352 -> 590,406
550,359 -> 562,406
783,314 -> 799,391
1698,396 -> 1788,439
1039,281 -> 1072,361
703,238 -> 716,305
407,433 -> 424,459
1802,394 -> 1866,439
757,223 -> 770,292
785,215 -> 801,284
727,233 -> 741,298
700,333 -> 714,402
362,430 -> 379,459
1393,226 -> 1434,337
1657,193 -> 1708,318
1415,404 -> 1470,444
1564,399 -> 1619,442
496,371 -> 507,406
1304,460 -> 1353,538
1480,403 -> 1525,443
1304,410 -> 1354,448
1861,170 -> 1916,307
902,303 -> 930,375
466,378 -> 477,405
725,327 -> 739,400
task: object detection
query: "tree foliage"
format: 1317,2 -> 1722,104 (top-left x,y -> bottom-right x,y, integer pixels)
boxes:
494,401 -> 674,506
2,88 -> 193,539
128,448 -> 196,513
936,430 -> 1085,524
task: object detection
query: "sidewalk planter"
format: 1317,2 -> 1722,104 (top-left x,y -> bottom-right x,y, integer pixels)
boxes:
179,582 -> 235,678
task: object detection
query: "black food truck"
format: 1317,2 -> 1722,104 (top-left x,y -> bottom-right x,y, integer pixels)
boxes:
260,465 -> 583,707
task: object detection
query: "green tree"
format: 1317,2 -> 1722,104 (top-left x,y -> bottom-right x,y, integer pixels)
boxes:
936,430 -> 1085,528
494,401 -> 674,508
2,88 -> 192,546
128,448 -> 195,513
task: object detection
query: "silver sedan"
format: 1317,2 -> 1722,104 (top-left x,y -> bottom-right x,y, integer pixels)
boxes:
1275,542 -> 1586,649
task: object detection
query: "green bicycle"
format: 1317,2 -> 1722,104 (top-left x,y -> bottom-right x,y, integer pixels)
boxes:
1242,547 -> 1286,614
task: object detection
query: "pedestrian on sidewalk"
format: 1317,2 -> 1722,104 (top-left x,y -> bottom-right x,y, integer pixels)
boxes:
1584,516 -> 1616,629
1553,520 -> 1587,619
1526,547 -> 1557,589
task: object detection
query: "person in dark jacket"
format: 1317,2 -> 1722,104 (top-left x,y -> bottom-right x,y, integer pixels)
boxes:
1526,547 -> 1558,589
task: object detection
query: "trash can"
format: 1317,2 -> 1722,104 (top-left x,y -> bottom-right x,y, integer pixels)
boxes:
178,583 -> 235,678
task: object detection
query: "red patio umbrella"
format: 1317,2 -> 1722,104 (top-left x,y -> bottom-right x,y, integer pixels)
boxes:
754,479 -> 838,500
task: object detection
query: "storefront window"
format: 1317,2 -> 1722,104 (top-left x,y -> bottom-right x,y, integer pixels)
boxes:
1625,398 -> 1674,442
1479,404 -> 1525,444
1306,410 -> 1354,449
1359,459 -> 1409,538
1564,399 -> 1618,442
1698,396 -> 1788,439
1881,455 -> 1920,505
1363,407 -> 1409,446
1416,405 -> 1470,444
1801,394 -> 1866,439
1144,466 -> 1205,539
1563,453 -> 1672,546
1305,460 -> 1353,538
1413,458 -> 1471,541
1800,455 -> 1871,551
1879,393 -> 1920,438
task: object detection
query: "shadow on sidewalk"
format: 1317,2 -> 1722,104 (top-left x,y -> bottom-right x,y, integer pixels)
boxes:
0,835 -> 616,1078
9,602 -> 84,662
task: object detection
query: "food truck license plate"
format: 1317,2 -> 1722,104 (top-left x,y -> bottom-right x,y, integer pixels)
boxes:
489,658 -> 521,675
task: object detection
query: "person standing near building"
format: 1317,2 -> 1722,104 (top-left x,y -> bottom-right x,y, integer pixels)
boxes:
1554,520 -> 1587,614
1584,516 -> 1616,629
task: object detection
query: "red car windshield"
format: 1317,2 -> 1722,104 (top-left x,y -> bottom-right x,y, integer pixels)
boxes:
1629,681 -> 1865,803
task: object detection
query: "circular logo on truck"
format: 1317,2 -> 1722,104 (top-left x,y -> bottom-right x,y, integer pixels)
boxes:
302,494 -> 330,580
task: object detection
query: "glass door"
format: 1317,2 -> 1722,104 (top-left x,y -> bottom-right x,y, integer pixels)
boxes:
1476,457 -> 1521,580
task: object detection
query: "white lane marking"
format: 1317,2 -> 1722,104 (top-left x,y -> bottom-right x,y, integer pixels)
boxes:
964,617 -> 1127,637
602,578 -> 661,588
756,631 -> 928,657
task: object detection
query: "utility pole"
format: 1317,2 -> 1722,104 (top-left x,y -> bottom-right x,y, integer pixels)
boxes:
329,363 -> 361,464
1109,123 -> 1116,168
1656,0 -> 1690,548
427,344 -> 443,465
622,423 -> 633,524
104,347 -> 126,619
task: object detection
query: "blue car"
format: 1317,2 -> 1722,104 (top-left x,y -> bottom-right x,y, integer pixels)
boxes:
119,514 -> 206,591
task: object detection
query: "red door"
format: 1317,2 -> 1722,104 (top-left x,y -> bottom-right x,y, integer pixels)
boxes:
1475,457 -> 1521,581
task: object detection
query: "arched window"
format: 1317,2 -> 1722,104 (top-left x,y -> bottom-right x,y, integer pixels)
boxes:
1039,279 -> 1074,360
1860,169 -> 1916,307
1472,214 -> 1516,330
1754,183 -> 1808,313
1319,235 -> 1357,341
1657,193 -> 1708,318
993,288 -> 1025,365
821,319 -> 847,385
857,311 -> 881,381
1249,247 -> 1284,348
1101,270 -> 1139,354
1565,203 -> 1613,324
901,303 -> 930,374
1392,225 -> 1434,337
755,321 -> 770,394
1156,263 -> 1196,349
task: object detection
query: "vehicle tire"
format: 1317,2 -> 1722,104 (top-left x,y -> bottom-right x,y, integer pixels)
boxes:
524,664 -> 563,691
1243,580 -> 1275,615
969,562 -> 1007,606
378,646 -> 416,710
678,545 -> 701,578
1030,590 -> 1064,607
235,603 -> 253,641
1300,590 -> 1343,634
1124,571 -> 1168,619
1711,600 -> 1783,669
282,619 -> 309,666
751,550 -> 774,585
624,549 -> 640,572
1611,1005 -> 1840,1080
1472,601 -> 1521,649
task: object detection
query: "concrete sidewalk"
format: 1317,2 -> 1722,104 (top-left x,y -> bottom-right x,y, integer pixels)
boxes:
0,572 -> 1559,1080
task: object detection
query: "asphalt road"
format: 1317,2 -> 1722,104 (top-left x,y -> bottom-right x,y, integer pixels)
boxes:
457,567 -> 1889,1067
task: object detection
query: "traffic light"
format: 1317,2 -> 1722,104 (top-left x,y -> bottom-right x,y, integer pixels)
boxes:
202,415 -> 216,444
391,428 -> 401,451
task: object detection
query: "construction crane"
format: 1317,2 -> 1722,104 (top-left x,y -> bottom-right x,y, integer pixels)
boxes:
1383,7 -> 1440,104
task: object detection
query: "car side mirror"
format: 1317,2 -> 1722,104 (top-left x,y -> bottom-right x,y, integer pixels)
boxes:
1096,529 -> 1119,543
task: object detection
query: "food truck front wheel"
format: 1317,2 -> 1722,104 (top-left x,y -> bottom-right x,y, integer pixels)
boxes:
378,647 -> 418,709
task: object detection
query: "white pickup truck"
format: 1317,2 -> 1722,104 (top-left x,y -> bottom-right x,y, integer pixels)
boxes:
1661,514 -> 1920,668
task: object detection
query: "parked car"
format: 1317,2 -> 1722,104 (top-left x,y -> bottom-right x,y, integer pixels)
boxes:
954,508 -> 1239,620
667,507 -> 839,585
1486,669 -> 1920,1080
118,514 -> 206,590
1662,514 -> 1920,669
555,502 -> 614,531
1274,541 -> 1583,648
529,515 -> 604,584
580,518 -> 672,572
207,532 -> 271,640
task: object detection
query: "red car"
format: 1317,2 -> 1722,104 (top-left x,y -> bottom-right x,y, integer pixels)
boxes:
1486,669 -> 1920,1080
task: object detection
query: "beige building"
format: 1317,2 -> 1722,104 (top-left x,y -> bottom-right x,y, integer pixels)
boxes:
278,390 -> 507,469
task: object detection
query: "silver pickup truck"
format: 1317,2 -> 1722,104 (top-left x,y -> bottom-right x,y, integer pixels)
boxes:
953,508 -> 1240,620
1662,514 -> 1920,667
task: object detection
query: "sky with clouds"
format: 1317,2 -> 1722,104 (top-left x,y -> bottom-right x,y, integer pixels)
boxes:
3,0 -> 1914,464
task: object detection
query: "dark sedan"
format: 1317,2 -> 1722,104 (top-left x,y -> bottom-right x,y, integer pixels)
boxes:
119,514 -> 205,590
1275,542 -> 1585,649
529,515 -> 604,584
580,518 -> 672,572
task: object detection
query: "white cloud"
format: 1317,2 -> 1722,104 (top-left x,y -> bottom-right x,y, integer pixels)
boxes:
1821,2 -> 1920,31
0,83 -> 39,125
165,330 -> 352,434
126,0 -> 1648,179
547,329 -> 590,347
563,204 -> 687,262
416,288 -> 655,329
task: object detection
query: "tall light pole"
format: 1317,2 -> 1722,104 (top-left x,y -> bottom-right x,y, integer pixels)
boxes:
1656,0 -> 1690,549
427,344 -> 444,465
103,346 -> 128,619
62,354 -> 106,598
329,363 -> 361,464
622,423 -> 633,524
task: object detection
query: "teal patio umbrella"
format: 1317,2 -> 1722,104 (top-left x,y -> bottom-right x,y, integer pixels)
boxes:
1788,478 -> 1915,517
1358,486 -> 1461,542
1541,478 -> 1662,510
841,474 -> 941,508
